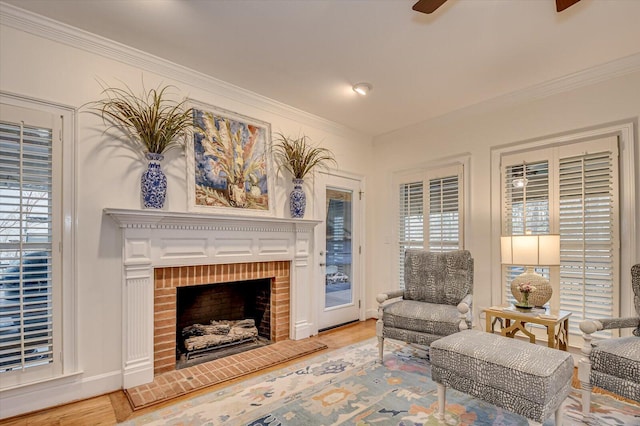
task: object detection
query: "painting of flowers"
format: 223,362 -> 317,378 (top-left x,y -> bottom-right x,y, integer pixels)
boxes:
188,104 -> 273,215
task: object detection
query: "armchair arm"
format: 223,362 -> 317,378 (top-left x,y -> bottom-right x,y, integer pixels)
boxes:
376,289 -> 404,338
599,317 -> 640,331
376,290 -> 405,304
457,293 -> 473,315
580,317 -> 640,335
456,293 -> 473,331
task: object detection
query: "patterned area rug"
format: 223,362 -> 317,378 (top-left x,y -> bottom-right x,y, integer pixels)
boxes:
121,338 -> 640,425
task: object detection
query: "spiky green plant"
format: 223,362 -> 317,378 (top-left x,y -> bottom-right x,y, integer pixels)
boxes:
93,83 -> 193,154
272,133 -> 336,179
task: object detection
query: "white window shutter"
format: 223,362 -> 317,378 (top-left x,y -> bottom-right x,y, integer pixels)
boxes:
502,161 -> 550,305
501,137 -> 619,338
427,174 -> 461,252
398,181 -> 424,288
558,145 -> 618,337
0,106 -> 55,373
396,164 -> 463,288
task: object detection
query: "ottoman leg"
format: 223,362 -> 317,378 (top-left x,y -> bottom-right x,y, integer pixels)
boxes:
436,383 -> 446,421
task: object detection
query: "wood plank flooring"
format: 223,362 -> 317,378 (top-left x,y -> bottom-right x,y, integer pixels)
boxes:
0,320 -> 376,426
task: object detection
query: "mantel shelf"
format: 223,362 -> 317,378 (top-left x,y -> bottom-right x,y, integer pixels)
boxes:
104,208 -> 321,230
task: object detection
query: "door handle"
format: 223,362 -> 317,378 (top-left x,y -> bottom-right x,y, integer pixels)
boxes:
319,263 -> 326,266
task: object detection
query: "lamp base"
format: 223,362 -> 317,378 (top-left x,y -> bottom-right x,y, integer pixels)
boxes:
510,267 -> 552,307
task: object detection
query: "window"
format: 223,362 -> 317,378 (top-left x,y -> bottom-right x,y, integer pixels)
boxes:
397,164 -> 464,287
501,137 -> 619,337
502,160 -> 551,305
0,96 -> 73,388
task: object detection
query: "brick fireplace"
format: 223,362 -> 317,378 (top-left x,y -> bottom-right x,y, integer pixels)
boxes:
106,208 -> 320,388
154,261 -> 290,374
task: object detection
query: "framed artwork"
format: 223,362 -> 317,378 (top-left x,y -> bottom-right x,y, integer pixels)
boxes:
187,101 -> 274,215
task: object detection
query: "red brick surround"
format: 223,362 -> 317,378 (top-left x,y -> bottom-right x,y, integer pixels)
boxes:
153,261 -> 291,374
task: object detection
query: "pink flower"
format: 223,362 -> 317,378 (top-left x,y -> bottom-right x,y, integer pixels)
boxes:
518,282 -> 537,294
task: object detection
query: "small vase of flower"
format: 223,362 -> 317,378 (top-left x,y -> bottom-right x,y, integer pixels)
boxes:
515,282 -> 537,310
271,133 -> 336,218
91,82 -> 193,209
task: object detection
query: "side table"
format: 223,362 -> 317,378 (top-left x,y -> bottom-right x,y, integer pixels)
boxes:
483,306 -> 571,350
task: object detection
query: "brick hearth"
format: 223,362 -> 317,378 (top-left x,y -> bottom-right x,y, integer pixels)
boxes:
153,261 -> 291,375
125,338 -> 327,410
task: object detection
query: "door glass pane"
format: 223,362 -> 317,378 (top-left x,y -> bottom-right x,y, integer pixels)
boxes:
325,188 -> 352,308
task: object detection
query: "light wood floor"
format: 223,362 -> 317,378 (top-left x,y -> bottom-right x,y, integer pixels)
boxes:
0,319 -> 377,426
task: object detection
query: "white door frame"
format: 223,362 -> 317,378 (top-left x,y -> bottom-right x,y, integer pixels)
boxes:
314,169 -> 365,332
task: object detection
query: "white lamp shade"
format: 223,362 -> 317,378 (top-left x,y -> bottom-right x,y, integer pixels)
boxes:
501,234 -> 560,266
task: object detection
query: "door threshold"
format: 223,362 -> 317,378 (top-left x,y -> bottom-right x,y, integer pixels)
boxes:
319,319 -> 359,333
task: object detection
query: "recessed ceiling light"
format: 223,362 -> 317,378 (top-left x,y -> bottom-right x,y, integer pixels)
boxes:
352,82 -> 373,96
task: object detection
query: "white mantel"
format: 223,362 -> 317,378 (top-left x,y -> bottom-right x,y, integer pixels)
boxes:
105,208 -> 321,388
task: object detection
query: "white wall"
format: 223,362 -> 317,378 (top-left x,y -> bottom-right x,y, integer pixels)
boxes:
369,69 -> 640,324
1,4 -> 639,419
0,13 -> 373,417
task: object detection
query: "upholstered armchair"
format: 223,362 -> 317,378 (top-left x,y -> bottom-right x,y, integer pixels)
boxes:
578,264 -> 640,419
376,249 -> 474,362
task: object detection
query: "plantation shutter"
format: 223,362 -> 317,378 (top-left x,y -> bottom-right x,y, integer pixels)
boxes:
502,160 -> 550,304
397,164 -> 463,288
501,137 -> 619,338
427,173 -> 461,252
398,181 -> 423,288
558,138 -> 618,337
0,105 -> 55,373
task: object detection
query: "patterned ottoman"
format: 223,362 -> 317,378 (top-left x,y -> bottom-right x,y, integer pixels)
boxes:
430,329 -> 574,425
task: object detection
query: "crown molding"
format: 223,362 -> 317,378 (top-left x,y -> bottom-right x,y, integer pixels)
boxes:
3,2 -> 639,140
385,51 -> 640,136
0,2 -> 366,140
479,52 -> 640,112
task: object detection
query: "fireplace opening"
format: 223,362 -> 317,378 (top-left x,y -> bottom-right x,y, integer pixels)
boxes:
176,278 -> 272,369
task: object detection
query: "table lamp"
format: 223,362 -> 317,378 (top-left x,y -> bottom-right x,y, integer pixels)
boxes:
500,234 -> 560,307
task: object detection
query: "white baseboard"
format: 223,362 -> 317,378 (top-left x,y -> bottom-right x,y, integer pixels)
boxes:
293,321 -> 312,340
0,370 -> 122,420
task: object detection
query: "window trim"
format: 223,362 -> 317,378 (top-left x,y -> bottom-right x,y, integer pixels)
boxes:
0,91 -> 77,389
490,121 -> 637,338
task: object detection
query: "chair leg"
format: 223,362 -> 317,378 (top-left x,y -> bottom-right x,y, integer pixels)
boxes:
554,406 -> 563,426
377,336 -> 384,363
578,351 -> 593,422
580,380 -> 593,423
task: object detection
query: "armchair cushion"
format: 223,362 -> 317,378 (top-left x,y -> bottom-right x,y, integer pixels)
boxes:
382,300 -> 468,337
632,264 -> 640,336
404,249 -> 473,305
590,336 -> 640,382
590,336 -> 640,402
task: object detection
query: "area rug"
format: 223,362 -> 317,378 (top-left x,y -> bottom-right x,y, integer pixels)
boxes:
121,338 -> 640,425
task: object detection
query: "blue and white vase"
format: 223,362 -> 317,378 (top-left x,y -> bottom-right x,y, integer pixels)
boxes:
289,178 -> 306,218
141,153 -> 167,209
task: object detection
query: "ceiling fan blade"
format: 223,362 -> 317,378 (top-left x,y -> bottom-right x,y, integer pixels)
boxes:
412,0 -> 448,14
556,0 -> 581,12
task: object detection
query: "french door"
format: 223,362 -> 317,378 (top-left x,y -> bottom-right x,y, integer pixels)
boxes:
316,172 -> 362,330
